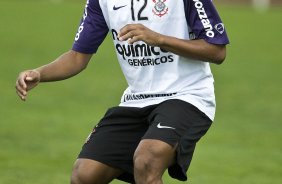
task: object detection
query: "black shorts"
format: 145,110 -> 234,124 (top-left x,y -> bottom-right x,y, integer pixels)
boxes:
78,99 -> 212,183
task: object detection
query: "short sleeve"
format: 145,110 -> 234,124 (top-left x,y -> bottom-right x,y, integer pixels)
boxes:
72,0 -> 109,54
184,0 -> 229,45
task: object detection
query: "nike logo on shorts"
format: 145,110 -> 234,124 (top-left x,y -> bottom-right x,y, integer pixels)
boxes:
157,123 -> 175,130
113,5 -> 127,10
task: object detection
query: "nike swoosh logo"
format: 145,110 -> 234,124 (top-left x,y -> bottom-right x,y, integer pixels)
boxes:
113,5 -> 127,10
157,123 -> 176,130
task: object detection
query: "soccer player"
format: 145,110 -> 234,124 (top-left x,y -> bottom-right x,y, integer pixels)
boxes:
16,0 -> 229,184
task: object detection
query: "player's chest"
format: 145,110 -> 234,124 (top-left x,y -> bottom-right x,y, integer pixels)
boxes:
103,0 -> 186,26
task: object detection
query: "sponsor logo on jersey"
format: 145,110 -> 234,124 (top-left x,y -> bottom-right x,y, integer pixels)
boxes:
113,5 -> 127,10
193,0 -> 215,38
123,92 -> 177,102
152,0 -> 168,17
112,29 -> 174,67
75,0 -> 90,41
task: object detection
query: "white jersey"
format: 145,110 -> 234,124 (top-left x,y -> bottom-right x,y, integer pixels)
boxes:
72,0 -> 229,120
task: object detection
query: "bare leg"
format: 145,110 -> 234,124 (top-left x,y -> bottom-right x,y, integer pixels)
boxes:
71,158 -> 123,184
133,139 -> 177,184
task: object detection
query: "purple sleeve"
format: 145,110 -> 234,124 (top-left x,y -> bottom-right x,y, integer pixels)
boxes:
72,0 -> 109,54
184,0 -> 229,44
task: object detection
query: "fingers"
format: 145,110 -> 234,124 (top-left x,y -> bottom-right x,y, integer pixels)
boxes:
15,85 -> 28,101
118,24 -> 144,43
15,72 -> 28,101
118,24 -> 160,46
120,32 -> 141,44
18,72 -> 27,89
118,24 -> 136,38
25,70 -> 40,82
16,88 -> 26,101
15,70 -> 40,101
128,36 -> 141,45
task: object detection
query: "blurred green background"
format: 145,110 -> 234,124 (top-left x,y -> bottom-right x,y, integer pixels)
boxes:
0,0 -> 281,183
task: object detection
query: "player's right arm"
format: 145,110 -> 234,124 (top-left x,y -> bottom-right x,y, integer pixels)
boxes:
15,50 -> 92,101
16,0 -> 108,101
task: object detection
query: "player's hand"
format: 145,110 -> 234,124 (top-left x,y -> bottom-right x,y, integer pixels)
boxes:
118,24 -> 163,46
15,70 -> 40,101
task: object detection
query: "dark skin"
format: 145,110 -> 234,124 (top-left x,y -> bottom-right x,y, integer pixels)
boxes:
15,51 -> 92,101
16,24 -> 227,184
118,24 -> 226,64
16,24 -> 226,101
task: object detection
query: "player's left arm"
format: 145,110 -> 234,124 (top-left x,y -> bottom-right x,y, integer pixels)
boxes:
118,24 -> 226,64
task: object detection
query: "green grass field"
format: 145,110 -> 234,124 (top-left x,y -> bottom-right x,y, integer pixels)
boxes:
1,0 -> 281,183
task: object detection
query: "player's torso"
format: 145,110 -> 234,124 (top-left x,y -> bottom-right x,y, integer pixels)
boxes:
73,0 -> 226,120
99,0 -> 199,92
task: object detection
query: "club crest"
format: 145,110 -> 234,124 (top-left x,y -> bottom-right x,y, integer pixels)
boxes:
214,23 -> 225,34
152,0 -> 168,17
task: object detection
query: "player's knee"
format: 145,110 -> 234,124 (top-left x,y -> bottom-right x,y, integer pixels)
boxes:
71,159 -> 121,184
71,169 -> 84,184
70,170 -> 82,184
133,153 -> 162,184
133,150 -> 160,176
71,164 -> 99,184
134,153 -> 151,173
71,169 -> 91,184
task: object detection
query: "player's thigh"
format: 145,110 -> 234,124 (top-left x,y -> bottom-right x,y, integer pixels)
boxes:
71,158 -> 123,184
142,99 -> 212,180
134,139 -> 177,173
